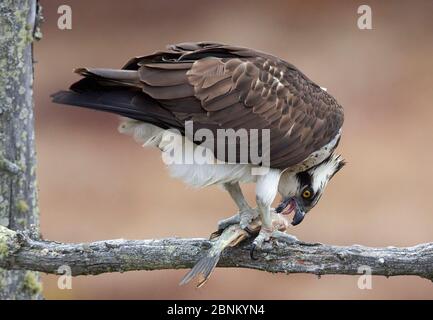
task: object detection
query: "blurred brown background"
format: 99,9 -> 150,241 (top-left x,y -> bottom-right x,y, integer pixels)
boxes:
35,0 -> 433,299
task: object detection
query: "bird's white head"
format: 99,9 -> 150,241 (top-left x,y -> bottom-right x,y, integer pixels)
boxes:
276,154 -> 346,225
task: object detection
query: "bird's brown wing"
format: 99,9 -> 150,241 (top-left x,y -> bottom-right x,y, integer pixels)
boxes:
55,42 -> 343,169
123,42 -> 343,169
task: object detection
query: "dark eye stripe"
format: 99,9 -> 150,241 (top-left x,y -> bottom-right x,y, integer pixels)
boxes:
296,171 -> 311,188
297,171 -> 323,205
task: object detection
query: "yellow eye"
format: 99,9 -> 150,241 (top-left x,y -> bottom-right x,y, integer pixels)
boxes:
302,189 -> 312,199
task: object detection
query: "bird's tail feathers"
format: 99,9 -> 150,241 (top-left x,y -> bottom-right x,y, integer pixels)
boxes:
51,68 -> 182,129
51,86 -> 150,121
52,66 -> 143,117
73,68 -> 140,87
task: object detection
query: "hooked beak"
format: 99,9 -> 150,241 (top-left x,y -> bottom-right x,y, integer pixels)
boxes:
291,202 -> 306,226
275,197 -> 306,226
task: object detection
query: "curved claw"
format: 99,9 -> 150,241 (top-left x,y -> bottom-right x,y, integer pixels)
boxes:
250,244 -> 258,260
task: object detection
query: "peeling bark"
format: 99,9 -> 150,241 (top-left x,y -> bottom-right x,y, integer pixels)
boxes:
0,0 -> 42,299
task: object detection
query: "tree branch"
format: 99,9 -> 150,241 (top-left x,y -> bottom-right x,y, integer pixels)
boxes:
0,225 -> 432,281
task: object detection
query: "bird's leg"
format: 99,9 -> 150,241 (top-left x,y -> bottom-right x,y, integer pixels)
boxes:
251,169 -> 299,258
217,182 -> 259,231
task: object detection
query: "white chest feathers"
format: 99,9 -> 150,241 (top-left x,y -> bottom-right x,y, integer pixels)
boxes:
118,120 -> 256,187
118,120 -> 341,189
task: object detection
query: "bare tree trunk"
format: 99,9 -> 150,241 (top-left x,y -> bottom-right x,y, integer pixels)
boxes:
0,0 -> 42,300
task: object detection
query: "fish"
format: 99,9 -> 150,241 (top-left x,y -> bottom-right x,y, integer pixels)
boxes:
179,211 -> 289,287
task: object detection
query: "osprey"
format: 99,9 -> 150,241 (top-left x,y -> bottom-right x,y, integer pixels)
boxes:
52,42 -> 345,254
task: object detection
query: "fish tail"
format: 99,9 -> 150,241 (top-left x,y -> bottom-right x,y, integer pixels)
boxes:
179,253 -> 221,288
